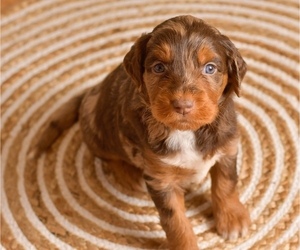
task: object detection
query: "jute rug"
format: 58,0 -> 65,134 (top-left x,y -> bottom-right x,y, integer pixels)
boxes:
1,0 -> 299,249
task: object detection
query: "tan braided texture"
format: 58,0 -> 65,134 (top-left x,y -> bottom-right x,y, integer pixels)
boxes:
1,0 -> 299,249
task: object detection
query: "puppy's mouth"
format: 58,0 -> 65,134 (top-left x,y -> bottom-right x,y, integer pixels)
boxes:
151,95 -> 218,130
169,114 -> 207,131
153,108 -> 213,131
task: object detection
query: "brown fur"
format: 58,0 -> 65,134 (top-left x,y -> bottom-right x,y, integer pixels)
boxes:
32,15 -> 250,249
29,93 -> 85,158
210,159 -> 251,240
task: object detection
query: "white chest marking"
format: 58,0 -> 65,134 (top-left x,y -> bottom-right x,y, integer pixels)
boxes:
161,130 -> 221,183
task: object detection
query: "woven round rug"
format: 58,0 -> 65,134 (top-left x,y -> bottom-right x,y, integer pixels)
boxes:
1,0 -> 299,249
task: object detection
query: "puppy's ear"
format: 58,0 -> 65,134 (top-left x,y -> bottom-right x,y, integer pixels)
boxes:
123,33 -> 151,87
221,35 -> 247,97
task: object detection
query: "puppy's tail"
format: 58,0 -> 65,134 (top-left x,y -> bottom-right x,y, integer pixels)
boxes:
29,92 -> 85,159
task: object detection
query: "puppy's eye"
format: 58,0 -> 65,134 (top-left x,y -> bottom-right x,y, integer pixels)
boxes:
204,63 -> 217,75
153,63 -> 165,74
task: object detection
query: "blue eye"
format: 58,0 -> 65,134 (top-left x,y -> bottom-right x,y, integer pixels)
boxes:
153,63 -> 165,74
204,63 -> 217,74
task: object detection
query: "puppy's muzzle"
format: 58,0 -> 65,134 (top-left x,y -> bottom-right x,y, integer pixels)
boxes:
172,99 -> 194,115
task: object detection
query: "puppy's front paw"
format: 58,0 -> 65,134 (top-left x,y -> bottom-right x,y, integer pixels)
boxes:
214,200 -> 251,241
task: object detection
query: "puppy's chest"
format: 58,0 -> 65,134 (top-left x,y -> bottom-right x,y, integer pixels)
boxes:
160,130 -> 221,185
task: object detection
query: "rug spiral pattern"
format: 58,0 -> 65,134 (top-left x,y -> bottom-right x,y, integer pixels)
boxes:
1,0 -> 299,249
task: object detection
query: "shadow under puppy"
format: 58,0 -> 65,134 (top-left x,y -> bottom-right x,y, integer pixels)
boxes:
32,15 -> 251,250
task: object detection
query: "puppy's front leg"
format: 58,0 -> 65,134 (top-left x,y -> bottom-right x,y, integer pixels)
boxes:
144,175 -> 198,250
210,156 -> 251,240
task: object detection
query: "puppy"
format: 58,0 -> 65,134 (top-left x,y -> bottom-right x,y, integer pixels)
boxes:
32,15 -> 250,250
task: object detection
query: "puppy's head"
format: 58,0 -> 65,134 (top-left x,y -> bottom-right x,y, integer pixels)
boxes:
124,15 -> 246,131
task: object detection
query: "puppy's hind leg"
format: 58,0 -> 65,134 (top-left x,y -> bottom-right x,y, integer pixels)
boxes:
102,160 -> 145,192
29,92 -> 85,159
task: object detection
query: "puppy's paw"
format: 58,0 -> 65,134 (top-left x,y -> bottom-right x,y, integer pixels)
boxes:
214,200 -> 251,241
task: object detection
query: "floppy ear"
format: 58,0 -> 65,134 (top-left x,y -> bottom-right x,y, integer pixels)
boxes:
221,35 -> 247,97
123,33 -> 151,87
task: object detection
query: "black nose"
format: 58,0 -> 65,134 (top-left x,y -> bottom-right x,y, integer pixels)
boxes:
172,99 -> 194,115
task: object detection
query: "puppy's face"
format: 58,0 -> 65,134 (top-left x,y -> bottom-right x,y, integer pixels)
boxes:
124,15 -> 246,131
143,24 -> 228,131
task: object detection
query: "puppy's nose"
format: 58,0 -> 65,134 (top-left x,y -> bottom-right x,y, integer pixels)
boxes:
172,99 -> 194,115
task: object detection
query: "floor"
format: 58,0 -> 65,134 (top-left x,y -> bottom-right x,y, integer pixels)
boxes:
1,0 -> 29,14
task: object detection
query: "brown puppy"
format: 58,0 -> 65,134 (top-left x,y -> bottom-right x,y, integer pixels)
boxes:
32,15 -> 250,250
